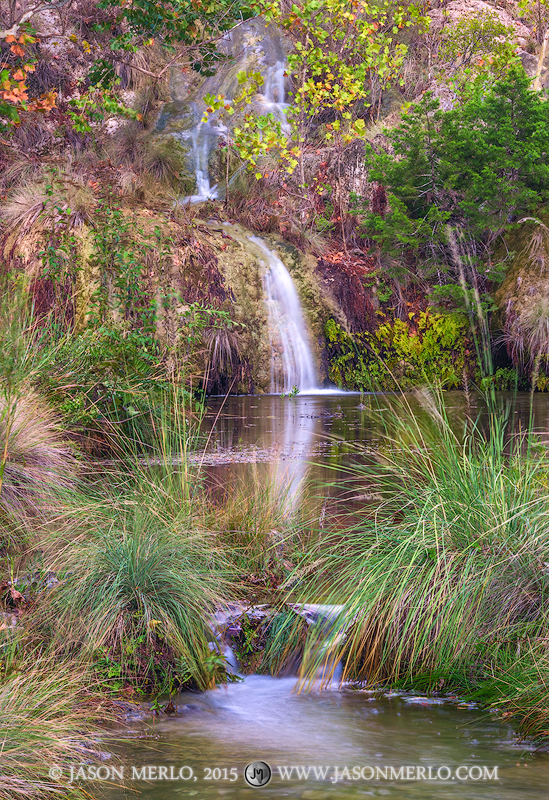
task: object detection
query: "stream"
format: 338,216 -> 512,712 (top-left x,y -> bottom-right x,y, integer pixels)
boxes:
106,667 -> 549,800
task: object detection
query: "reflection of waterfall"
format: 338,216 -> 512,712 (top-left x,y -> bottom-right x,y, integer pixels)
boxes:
251,235 -> 318,394
269,396 -> 317,509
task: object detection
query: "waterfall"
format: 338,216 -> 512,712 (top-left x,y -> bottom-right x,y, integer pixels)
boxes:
161,19 -> 290,202
260,60 -> 290,131
183,121 -> 224,203
215,222 -> 319,394
250,235 -> 318,394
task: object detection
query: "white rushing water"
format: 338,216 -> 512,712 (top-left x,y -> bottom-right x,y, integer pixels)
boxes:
250,235 -> 318,394
260,60 -> 290,131
170,22 -> 290,202
184,123 -> 223,203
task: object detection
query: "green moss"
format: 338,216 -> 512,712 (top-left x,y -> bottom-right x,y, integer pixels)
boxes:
325,311 -> 476,390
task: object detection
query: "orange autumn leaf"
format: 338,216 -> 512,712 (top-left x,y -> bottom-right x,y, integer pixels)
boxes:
12,70 -> 25,81
18,32 -> 36,45
10,45 -> 25,57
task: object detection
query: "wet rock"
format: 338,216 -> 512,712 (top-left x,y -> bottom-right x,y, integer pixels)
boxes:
155,101 -> 196,133
180,703 -> 202,713
247,607 -> 269,623
16,569 -> 59,595
403,696 -> 446,705
76,743 -> 112,762
112,700 -> 150,723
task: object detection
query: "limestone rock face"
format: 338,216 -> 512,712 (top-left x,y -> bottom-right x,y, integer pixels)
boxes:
430,0 -> 531,47
518,50 -> 540,78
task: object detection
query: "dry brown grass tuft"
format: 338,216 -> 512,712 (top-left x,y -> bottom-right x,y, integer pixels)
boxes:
109,123 -> 187,191
1,179 -> 95,234
0,157 -> 44,193
0,653 -> 116,800
0,389 -> 78,533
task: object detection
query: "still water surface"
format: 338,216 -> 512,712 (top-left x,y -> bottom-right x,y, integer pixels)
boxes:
108,392 -> 549,799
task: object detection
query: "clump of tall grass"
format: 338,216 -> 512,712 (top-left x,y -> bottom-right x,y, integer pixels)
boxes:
109,123 -> 187,192
490,640 -> 549,738
204,466 -> 315,595
41,407 -> 228,691
0,653 -> 111,800
45,513 -> 226,691
298,390 -> 549,696
0,390 -> 77,534
1,178 -> 95,234
0,283 -> 78,542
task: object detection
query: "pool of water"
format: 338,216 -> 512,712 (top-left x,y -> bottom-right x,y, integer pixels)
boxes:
198,391 -> 549,517
105,675 -> 549,799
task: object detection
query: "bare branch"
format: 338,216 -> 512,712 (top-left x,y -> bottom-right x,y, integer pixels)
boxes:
107,50 -> 195,79
106,15 -> 255,81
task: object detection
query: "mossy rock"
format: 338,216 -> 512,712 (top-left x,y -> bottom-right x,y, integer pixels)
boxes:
494,211 -> 549,378
324,312 -> 476,391
155,101 -> 195,133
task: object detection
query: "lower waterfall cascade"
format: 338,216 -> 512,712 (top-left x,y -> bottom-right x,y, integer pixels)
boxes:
250,235 -> 318,394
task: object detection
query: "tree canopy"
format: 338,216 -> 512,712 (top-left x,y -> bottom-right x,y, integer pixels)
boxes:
360,68 -> 549,286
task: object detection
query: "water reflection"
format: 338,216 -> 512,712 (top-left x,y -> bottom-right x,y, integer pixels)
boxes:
199,391 -> 549,526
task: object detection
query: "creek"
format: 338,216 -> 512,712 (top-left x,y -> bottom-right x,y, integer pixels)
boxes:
107,652 -> 549,800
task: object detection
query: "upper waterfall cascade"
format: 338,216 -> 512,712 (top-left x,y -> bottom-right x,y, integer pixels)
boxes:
159,20 -> 290,203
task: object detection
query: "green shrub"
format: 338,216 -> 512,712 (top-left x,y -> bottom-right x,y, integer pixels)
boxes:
359,68 -> 549,291
324,312 -> 476,390
43,447 -> 227,691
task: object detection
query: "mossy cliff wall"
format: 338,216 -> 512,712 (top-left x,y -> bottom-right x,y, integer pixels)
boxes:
1,202 -> 340,394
